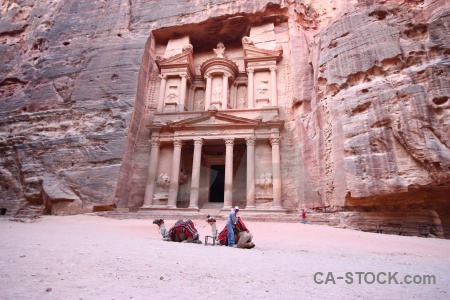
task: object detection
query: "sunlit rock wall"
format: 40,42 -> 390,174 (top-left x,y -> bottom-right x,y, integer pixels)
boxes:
0,0 -> 448,237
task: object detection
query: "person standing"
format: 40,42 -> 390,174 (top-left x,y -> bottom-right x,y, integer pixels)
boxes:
301,209 -> 307,224
226,206 -> 239,246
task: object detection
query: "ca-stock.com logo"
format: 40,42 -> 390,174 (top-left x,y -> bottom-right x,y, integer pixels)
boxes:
314,272 -> 436,285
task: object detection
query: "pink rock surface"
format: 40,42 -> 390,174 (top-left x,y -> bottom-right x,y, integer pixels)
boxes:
0,0 -> 449,236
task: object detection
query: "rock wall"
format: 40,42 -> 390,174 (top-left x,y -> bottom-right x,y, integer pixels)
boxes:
0,0 -> 449,236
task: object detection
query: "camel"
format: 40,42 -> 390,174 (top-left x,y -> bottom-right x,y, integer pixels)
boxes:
207,215 -> 255,249
152,219 -> 202,244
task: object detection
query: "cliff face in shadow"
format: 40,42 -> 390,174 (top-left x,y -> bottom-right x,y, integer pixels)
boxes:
0,0 -> 448,236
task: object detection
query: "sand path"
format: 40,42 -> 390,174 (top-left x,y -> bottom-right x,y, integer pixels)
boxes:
1,214 -> 449,299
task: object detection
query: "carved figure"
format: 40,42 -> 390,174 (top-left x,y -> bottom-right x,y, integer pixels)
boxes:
238,91 -> 247,107
178,171 -> 188,184
153,219 -> 202,243
213,42 -> 226,58
212,85 -> 221,102
194,93 -> 204,110
155,173 -> 170,188
215,217 -> 255,249
256,172 -> 273,189
166,86 -> 178,102
257,81 -> 269,94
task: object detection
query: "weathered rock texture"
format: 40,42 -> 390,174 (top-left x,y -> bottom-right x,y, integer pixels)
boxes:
0,0 -> 449,237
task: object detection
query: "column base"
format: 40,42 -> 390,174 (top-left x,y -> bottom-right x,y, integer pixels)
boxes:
140,205 -> 153,210
242,207 -> 286,213
138,206 -> 200,212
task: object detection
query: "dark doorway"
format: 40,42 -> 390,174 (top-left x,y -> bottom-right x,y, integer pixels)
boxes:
209,165 -> 225,202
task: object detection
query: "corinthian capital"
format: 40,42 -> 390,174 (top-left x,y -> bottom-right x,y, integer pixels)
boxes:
150,139 -> 160,148
245,136 -> 256,146
173,139 -> 183,148
193,138 -> 203,147
224,138 -> 235,146
269,137 -> 280,146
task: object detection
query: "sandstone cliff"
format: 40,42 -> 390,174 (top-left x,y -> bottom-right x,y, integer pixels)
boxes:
0,0 -> 449,237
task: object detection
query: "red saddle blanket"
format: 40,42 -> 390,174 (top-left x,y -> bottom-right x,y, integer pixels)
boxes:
168,219 -> 198,241
217,218 -> 250,246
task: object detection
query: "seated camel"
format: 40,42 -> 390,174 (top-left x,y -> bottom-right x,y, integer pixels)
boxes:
153,219 -> 202,244
210,216 -> 255,249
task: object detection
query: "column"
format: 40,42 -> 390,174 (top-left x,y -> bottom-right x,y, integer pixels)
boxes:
204,74 -> 212,110
179,73 -> 188,111
270,66 -> 278,106
245,137 -> 256,209
142,139 -> 160,207
157,74 -> 167,111
223,138 -> 234,209
222,74 -> 228,110
189,138 -> 203,209
247,68 -> 254,108
167,139 -> 183,208
270,136 -> 283,209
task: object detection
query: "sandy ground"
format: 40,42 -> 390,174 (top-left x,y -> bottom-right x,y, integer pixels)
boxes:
0,214 -> 449,300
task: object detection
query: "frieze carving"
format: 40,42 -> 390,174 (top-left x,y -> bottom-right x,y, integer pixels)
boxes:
205,66 -> 235,78
164,68 -> 189,74
159,133 -> 173,138
175,128 -> 253,137
248,61 -> 278,66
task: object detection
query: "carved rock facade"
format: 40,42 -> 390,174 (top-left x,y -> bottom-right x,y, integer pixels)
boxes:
0,0 -> 449,237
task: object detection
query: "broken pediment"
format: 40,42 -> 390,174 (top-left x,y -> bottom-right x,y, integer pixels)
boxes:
156,44 -> 195,77
242,36 -> 283,67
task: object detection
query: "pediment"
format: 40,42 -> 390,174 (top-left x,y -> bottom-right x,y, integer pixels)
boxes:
156,50 -> 195,75
243,43 -> 283,64
168,112 -> 260,130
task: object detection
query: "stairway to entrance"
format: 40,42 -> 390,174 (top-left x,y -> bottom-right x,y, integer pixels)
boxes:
199,202 -> 224,216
